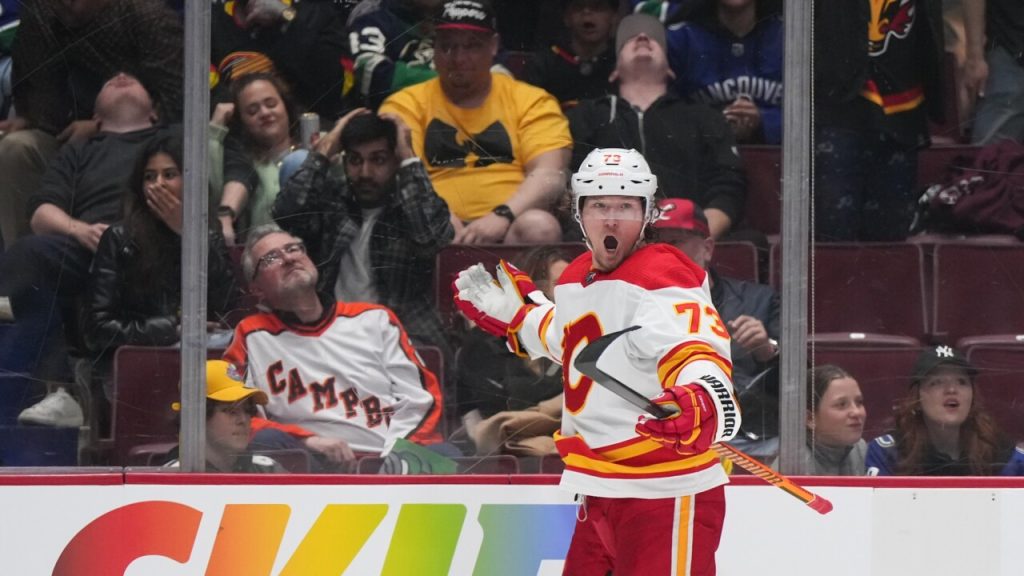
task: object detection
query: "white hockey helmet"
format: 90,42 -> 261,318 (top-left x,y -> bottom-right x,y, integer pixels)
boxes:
571,148 -> 658,224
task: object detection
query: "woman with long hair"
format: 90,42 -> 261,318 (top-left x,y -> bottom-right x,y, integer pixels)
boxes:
85,136 -> 238,415
865,346 -> 1016,476
209,72 -> 300,244
772,364 -> 867,475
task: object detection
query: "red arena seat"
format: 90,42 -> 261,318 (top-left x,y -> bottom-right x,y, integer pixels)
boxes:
738,146 -> 781,238
713,241 -> 759,283
931,243 -> 1024,343
959,335 -> 1024,441
773,243 -> 929,341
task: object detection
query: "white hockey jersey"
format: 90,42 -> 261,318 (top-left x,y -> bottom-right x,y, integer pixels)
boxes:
517,243 -> 741,498
224,301 -> 444,454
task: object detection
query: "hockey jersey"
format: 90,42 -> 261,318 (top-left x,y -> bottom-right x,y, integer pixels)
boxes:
344,0 -> 437,107
224,300 -> 444,455
516,243 -> 741,498
667,15 -> 784,144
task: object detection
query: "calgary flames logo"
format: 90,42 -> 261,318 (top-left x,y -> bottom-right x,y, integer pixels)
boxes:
868,0 -> 915,56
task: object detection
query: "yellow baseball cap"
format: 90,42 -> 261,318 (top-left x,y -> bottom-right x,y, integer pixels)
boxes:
172,359 -> 268,411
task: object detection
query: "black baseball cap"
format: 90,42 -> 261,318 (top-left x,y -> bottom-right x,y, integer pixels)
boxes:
436,0 -> 497,34
911,345 -> 978,386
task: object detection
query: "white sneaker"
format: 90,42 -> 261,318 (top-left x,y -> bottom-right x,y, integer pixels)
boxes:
18,388 -> 84,427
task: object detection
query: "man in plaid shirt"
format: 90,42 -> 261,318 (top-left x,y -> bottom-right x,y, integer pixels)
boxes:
274,109 -> 454,356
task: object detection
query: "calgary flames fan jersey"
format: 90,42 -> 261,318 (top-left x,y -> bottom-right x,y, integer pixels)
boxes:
517,243 -> 741,498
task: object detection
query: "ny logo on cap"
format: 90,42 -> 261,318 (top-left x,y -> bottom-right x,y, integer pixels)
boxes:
935,345 -> 954,358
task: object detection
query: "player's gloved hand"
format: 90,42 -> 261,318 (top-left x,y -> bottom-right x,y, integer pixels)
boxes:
453,260 -> 549,339
635,383 -> 718,456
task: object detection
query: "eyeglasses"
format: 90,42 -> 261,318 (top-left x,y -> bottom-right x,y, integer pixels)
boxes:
252,241 -> 306,279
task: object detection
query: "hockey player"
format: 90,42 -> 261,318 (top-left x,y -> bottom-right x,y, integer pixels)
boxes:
454,148 -> 740,575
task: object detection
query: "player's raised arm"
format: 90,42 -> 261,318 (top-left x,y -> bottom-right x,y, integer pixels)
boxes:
453,260 -> 560,362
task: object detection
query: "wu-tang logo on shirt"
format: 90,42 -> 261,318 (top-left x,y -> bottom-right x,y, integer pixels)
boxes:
868,0 -> 915,57
423,119 -> 515,169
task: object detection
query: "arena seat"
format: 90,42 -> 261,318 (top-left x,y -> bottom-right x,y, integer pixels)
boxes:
713,241 -> 760,283
738,146 -> 781,238
111,346 -> 222,466
434,243 -> 588,329
772,243 -> 929,341
931,243 -> 1024,344
809,340 -> 923,440
958,335 -> 1024,441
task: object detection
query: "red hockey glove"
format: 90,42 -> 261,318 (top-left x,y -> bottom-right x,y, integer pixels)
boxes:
453,260 -> 548,340
635,383 -> 718,456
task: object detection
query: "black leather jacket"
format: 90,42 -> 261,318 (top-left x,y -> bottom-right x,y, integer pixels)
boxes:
84,223 -> 238,356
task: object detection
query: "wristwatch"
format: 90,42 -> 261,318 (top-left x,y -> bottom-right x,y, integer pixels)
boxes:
217,205 -> 237,221
491,204 -> 516,223
281,6 -> 297,22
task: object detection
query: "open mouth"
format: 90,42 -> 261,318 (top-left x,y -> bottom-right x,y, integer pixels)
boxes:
944,399 -> 961,409
603,236 -> 619,251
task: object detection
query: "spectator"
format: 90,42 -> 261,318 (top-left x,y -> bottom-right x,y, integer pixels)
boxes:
964,0 -> 1024,144
211,72 -> 299,246
344,0 -> 443,109
653,198 -> 778,458
866,345 -> 1016,476
0,0 -> 182,248
814,0 -> 945,241
379,0 -> 572,245
84,136 -> 238,430
522,0 -> 619,108
223,225 -> 446,463
567,13 -> 746,238
164,359 -> 285,473
274,109 -> 454,355
0,73 -> 169,427
771,365 -> 867,475
210,0 -> 348,119
666,0 -> 784,144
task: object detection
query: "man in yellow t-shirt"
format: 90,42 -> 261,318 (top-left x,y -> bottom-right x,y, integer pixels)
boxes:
379,0 -> 572,245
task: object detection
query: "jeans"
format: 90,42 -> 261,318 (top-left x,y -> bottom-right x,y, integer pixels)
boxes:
972,45 -> 1024,145
0,234 -> 93,381
814,126 -> 919,241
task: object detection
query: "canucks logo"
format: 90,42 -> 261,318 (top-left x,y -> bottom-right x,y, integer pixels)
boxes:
868,0 -> 915,56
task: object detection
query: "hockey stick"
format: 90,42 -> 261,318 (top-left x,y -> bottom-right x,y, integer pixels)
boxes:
575,327 -> 833,515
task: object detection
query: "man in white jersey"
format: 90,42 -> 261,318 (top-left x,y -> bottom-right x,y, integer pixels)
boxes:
225,225 -> 445,464
455,148 -> 740,575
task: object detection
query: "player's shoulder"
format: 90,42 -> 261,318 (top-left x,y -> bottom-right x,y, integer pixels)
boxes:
557,244 -> 706,291
616,244 -> 706,291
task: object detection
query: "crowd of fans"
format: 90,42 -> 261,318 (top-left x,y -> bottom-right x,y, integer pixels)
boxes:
0,0 -> 1022,475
